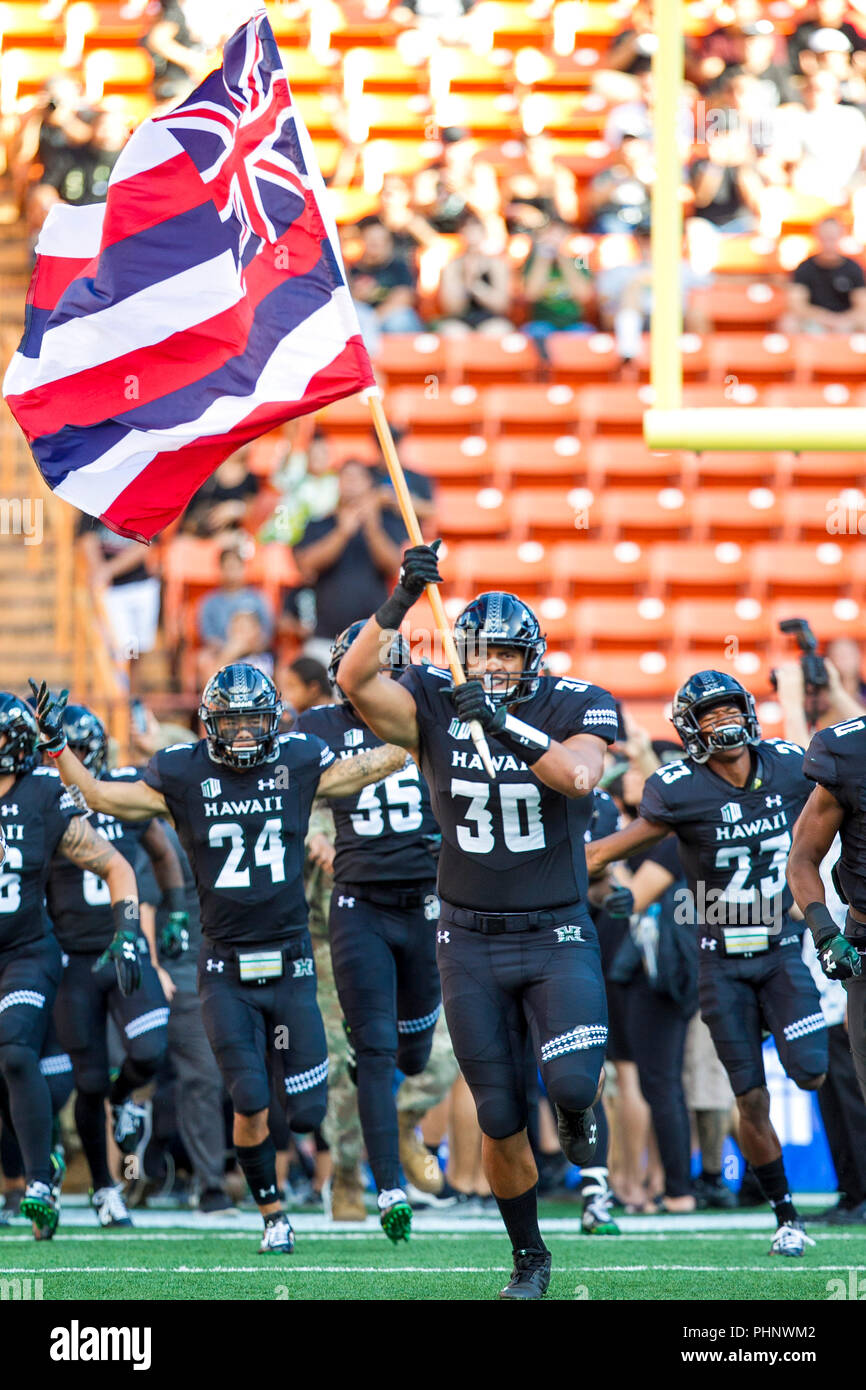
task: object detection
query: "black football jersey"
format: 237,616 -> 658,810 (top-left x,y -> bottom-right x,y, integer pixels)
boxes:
46,767 -> 153,954
400,666 -> 619,912
0,766 -> 84,952
586,786 -> 620,844
296,702 -> 439,884
142,733 -> 336,944
803,715 -> 866,914
639,738 -> 811,944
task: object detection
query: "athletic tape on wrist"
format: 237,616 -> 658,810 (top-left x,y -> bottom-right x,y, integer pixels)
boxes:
497,713 -> 550,765
804,900 -> 839,947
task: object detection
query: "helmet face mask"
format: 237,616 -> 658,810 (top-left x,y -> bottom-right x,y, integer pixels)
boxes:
199,664 -> 282,769
62,704 -> 108,777
454,592 -> 546,709
329,622 -> 411,706
671,672 -> 760,764
0,695 -> 39,776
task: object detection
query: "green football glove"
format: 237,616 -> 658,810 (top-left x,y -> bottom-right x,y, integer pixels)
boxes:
158,912 -> 190,960
27,679 -> 69,756
95,929 -> 142,996
818,933 -> 862,982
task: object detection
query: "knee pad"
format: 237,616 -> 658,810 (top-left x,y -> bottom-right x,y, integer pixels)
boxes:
475,1095 -> 526,1142
0,1043 -> 34,1084
288,1098 -> 327,1134
230,1071 -> 270,1118
545,1070 -> 599,1117
793,1071 -> 826,1092
126,1032 -> 167,1073
352,1013 -> 397,1059
396,1032 -> 433,1078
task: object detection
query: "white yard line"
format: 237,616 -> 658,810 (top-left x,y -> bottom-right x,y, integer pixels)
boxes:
0,1263 -> 862,1276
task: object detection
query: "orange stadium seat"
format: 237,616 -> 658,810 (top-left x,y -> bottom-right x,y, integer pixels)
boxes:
1,46 -> 66,102
781,488 -> 851,541
489,435 -> 585,486
570,597 -> 675,653
566,651 -> 675,701
342,46 -> 429,94
709,235 -> 780,277
0,4 -> 59,42
648,542 -> 751,597
795,335 -> 866,386
430,47 -> 515,93
399,435 -> 495,484
545,333 -> 625,385
584,439 -> 686,489
434,92 -> 523,136
573,385 -> 646,438
767,598 -> 866,644
672,598 -> 773,655
510,486 -> 594,540
667,649 -> 776,695
688,283 -> 787,331
451,538 -> 555,597
764,383 -> 860,409
706,333 -> 796,385
435,485 -> 510,537
683,452 -> 781,488
388,385 -> 486,434
355,93 -> 432,138
326,188 -> 382,223
521,92 -> 609,138
785,452 -> 866,487
468,1 -> 554,48
749,542 -> 854,599
635,334 -> 710,382
691,488 -> 783,542
373,333 -> 446,387
443,333 -> 541,385
483,384 -> 582,435
280,50 -> 342,89
513,50 -> 598,91
598,487 -> 694,542
549,540 -> 651,596
84,47 -> 154,98
315,395 -> 378,434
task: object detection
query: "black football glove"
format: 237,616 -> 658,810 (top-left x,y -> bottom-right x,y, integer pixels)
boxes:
158,912 -> 190,960
398,540 -> 442,598
602,884 -> 635,918
95,929 -> 142,996
818,933 -> 862,982
450,680 -> 505,734
28,678 -> 69,756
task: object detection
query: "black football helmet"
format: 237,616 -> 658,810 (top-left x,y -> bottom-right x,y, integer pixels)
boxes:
62,704 -> 108,777
199,663 -> 282,769
329,620 -> 411,705
453,592 -> 547,708
671,670 -> 760,763
0,693 -> 39,776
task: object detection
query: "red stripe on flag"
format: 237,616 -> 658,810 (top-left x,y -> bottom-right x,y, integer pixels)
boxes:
101,337 -> 374,541
99,151 -> 211,250
28,253 -> 96,312
7,191 -> 328,437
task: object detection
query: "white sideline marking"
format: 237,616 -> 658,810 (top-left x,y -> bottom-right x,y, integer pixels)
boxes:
1,1263 -> 863,1276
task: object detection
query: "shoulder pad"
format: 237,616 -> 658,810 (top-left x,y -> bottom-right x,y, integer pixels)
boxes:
423,665 -> 451,681
162,742 -> 194,753
554,677 -> 590,693
655,760 -> 691,784
764,738 -> 805,756
306,703 -> 334,712
33,766 -> 60,777
281,731 -> 308,742
831,717 -> 866,739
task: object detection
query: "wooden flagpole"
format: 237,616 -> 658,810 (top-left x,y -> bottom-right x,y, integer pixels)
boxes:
366,389 -> 496,779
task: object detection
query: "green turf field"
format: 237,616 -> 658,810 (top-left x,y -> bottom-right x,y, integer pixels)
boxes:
1,1204 -> 864,1300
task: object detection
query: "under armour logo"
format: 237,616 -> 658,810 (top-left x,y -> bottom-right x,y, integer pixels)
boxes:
822,948 -> 837,973
206,959 -> 225,972
765,794 -> 782,808
338,896 -> 355,908
258,778 -> 277,791
437,930 -> 450,944
589,1122 -> 598,1145
0,804 -> 18,816
701,937 -> 717,951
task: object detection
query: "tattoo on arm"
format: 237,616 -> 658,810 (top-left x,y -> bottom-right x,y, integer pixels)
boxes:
319,743 -> 407,797
59,816 -> 118,877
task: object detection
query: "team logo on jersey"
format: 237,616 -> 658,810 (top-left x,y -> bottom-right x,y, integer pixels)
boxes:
293,958 -> 314,977
343,728 -> 364,747
424,894 -> 440,921
555,925 -> 585,943
448,719 -> 471,740
720,802 -> 743,824
765,794 -> 782,808
201,778 -> 222,799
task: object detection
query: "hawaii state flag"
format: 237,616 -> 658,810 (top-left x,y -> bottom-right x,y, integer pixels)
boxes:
3,7 -> 374,541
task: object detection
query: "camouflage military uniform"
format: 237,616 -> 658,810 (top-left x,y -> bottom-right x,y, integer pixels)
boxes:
396,1008 -> 460,1116
305,804 -> 363,1170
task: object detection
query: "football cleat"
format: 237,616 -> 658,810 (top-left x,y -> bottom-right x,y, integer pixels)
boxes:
816,1196 -> 866,1225
378,1188 -> 412,1243
259,1212 -> 294,1254
111,1098 -> 151,1157
21,1181 -> 59,1240
404,1179 -> 460,1210
769,1221 -> 815,1257
499,1248 -> 552,1301
555,1104 -> 598,1167
581,1191 -> 620,1235
693,1174 -> 737,1210
49,1146 -> 66,1204
92,1184 -> 133,1228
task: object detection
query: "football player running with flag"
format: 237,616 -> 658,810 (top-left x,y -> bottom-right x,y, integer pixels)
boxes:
586,671 -> 827,1257
0,694 -> 141,1240
296,622 -> 445,1243
44,702 -> 187,1228
338,545 -> 619,1300
31,665 -> 408,1255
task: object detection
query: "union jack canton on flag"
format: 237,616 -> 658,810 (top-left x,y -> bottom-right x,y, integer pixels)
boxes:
3,7 -> 375,541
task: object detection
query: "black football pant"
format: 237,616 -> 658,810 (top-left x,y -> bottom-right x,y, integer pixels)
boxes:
818,1021 -> 866,1206
436,905 -> 607,1142
0,1014 -> 73,1183
623,971 -> 692,1198
54,950 -> 169,1190
197,934 -> 328,1133
0,934 -> 63,1186
330,888 -> 440,1192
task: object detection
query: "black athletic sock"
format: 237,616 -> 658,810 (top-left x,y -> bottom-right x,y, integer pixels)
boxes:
75,1090 -> 113,1190
700,1167 -> 722,1183
0,1051 -> 52,1185
356,1053 -> 401,1192
0,1117 -> 24,1181
494,1182 -> 547,1256
236,1135 -> 280,1209
753,1157 -> 798,1226
109,1057 -> 155,1107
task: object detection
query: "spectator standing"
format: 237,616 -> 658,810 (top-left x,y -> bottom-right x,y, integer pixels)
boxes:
437,211 -> 514,335
589,133 -> 654,237
521,217 -> 595,342
772,72 -> 866,203
77,517 -> 161,670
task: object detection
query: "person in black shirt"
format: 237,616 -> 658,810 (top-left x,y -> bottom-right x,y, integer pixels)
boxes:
338,559 -> 619,1301
349,218 -> 424,334
296,623 -> 442,1242
787,217 -> 866,332
587,670 -> 825,1258
0,693 -> 142,1240
293,460 -> 406,655
31,664 -> 407,1254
